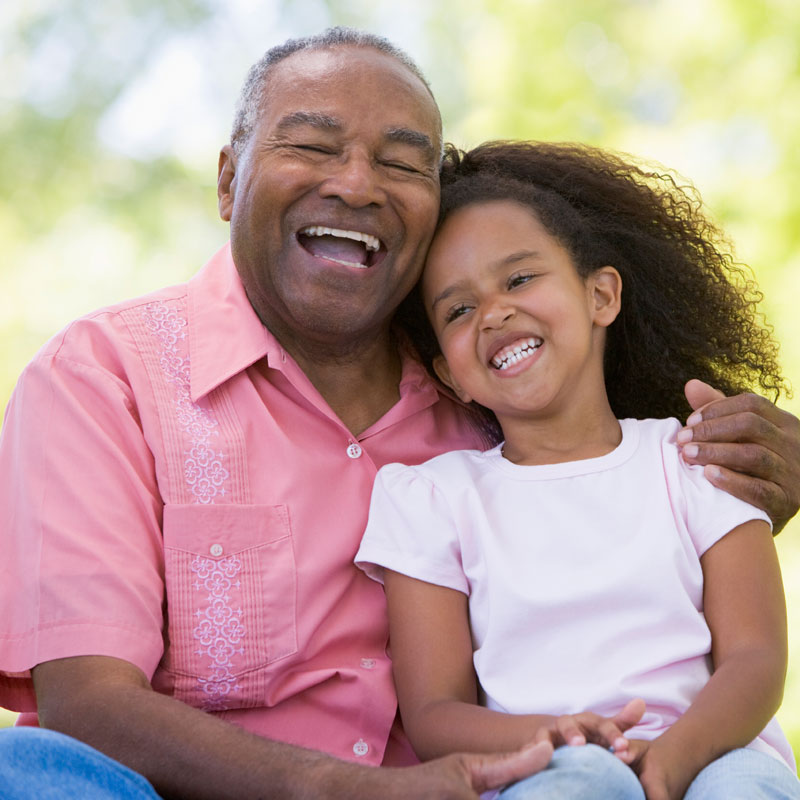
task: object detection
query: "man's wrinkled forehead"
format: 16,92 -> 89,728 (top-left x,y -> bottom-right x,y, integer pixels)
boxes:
274,109 -> 439,165
263,45 -> 443,155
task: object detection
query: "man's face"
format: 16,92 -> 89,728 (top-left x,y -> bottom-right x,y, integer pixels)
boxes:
218,46 -> 442,354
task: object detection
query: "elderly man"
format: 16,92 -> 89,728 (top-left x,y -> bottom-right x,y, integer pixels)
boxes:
0,27 -> 798,800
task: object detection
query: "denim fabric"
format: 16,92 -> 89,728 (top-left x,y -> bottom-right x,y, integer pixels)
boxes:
499,743 -> 645,800
0,727 -> 161,799
499,742 -> 800,800
685,748 -> 800,800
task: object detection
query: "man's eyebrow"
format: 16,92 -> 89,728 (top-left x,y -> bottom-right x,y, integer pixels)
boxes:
273,115 -> 436,161
275,111 -> 342,132
385,127 -> 437,161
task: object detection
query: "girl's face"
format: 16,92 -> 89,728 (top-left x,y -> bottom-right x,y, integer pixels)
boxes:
421,199 -> 620,426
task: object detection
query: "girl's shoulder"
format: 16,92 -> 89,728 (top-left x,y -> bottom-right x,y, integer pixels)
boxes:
377,445 -> 498,488
627,416 -> 683,442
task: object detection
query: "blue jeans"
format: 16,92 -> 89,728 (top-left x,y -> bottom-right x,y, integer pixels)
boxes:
0,727 -> 161,799
499,743 -> 800,800
499,743 -> 645,799
685,748 -> 800,800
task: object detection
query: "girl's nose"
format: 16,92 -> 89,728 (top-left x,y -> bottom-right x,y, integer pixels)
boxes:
479,297 -> 515,330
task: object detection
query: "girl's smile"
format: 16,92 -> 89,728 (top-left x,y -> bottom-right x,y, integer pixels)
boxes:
489,336 -> 542,372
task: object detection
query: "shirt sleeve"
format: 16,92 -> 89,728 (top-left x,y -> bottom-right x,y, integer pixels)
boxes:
669,446 -> 772,557
354,462 -> 469,595
0,321 -> 166,712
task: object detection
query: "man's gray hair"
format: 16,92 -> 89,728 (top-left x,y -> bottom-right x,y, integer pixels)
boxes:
230,26 -> 439,155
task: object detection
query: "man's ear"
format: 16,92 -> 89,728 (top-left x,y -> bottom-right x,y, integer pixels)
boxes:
433,355 -> 473,404
217,145 -> 237,222
589,266 -> 622,328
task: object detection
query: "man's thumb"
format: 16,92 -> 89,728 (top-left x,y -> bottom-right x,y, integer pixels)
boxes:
472,740 -> 553,792
684,379 -> 724,414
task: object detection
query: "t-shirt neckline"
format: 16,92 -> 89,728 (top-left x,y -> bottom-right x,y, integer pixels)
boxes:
483,418 -> 640,480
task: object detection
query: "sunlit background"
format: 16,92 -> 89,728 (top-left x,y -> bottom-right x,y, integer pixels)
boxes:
2,0 -> 799,758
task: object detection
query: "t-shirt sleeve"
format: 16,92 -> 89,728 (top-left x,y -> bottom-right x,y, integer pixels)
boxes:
355,462 -> 469,595
0,325 -> 166,712
669,448 -> 772,557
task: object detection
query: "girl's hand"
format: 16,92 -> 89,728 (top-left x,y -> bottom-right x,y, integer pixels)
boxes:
533,698 -> 646,753
622,738 -> 693,800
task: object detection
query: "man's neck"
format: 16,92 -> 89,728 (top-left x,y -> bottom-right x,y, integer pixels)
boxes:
284,330 -> 404,437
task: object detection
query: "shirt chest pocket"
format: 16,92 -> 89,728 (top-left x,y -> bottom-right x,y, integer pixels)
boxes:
161,504 -> 298,710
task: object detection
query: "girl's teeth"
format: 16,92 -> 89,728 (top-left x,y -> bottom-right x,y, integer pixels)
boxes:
492,338 -> 541,370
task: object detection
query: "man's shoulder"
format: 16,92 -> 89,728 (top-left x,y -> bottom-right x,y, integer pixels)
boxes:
36,243 -> 238,363
34,279 -> 191,363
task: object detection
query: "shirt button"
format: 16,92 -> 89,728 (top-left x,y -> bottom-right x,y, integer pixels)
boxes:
353,739 -> 369,757
209,543 -> 223,557
360,658 -> 377,670
346,442 -> 363,459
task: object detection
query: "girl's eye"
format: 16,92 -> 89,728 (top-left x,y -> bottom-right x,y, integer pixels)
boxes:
508,273 -> 534,290
444,304 -> 471,323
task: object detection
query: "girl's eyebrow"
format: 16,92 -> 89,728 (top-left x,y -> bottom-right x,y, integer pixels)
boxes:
429,250 -> 543,311
430,281 -> 468,311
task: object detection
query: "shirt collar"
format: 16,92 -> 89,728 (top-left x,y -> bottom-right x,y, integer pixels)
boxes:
186,243 -> 454,413
187,242 -> 276,402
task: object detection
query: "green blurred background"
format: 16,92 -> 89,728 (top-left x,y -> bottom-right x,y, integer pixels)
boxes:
1,0 -> 798,757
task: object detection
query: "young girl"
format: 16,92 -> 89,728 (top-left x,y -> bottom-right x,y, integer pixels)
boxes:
355,141 -> 800,800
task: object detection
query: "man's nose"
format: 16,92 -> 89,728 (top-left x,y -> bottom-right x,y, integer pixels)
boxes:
318,150 -> 387,207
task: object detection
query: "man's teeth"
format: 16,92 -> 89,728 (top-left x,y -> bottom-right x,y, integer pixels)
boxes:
491,338 -> 542,370
301,226 -> 380,252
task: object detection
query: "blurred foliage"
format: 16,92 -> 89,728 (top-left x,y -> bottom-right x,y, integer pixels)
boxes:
0,0 -> 225,388
1,0 -> 799,758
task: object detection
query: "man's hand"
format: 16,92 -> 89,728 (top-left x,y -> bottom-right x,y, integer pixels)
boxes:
680,379 -> 800,532
532,698 -> 646,755
33,655 -> 553,800
373,741 -> 553,799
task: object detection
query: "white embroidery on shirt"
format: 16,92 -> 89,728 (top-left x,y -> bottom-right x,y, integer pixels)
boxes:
142,301 -> 230,504
191,554 -> 245,710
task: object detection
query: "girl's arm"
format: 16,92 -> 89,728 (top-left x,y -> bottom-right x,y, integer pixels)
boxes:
383,569 -> 641,759
624,518 -> 787,800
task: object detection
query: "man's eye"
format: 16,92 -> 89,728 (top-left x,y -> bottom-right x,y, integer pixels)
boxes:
382,160 -> 423,174
294,144 -> 332,154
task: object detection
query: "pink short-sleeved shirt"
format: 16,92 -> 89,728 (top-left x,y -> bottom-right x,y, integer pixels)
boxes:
0,243 -> 482,766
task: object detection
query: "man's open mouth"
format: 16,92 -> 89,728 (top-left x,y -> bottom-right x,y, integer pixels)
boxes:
298,226 -> 384,269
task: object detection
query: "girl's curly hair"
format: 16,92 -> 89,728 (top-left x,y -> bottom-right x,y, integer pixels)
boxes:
396,140 -> 789,443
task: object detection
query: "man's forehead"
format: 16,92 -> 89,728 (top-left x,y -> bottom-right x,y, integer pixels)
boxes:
273,43 -> 416,81
266,45 -> 438,117
260,46 -> 441,148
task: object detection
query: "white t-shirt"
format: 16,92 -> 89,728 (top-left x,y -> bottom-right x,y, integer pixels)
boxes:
355,417 -> 795,770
